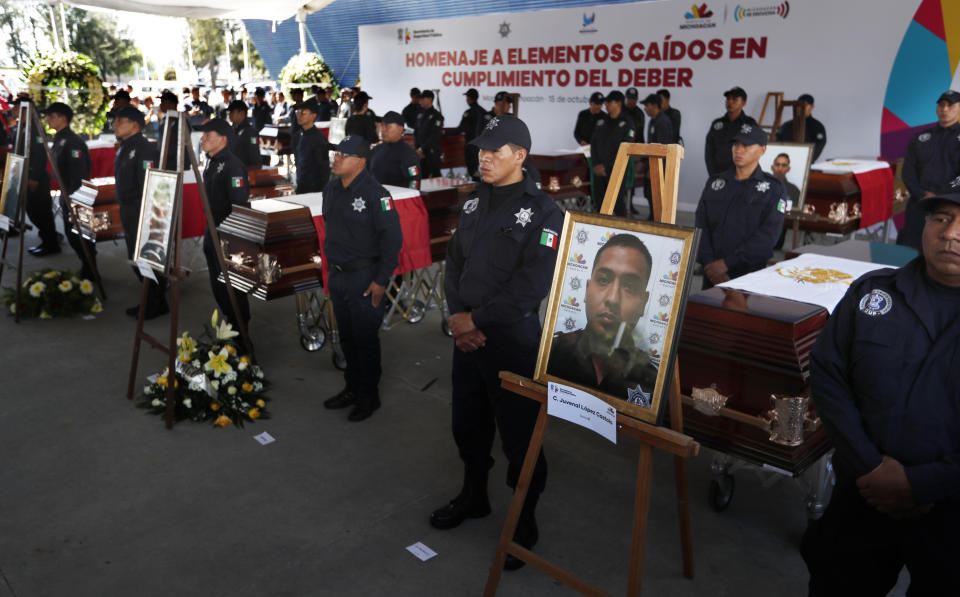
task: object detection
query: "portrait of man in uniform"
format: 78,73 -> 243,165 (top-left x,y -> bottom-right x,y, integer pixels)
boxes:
1,155 -> 24,219
758,142 -> 814,211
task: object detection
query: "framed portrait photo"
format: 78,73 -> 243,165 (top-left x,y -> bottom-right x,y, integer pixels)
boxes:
759,142 -> 814,212
1,154 -> 25,220
534,211 -> 700,424
134,168 -> 181,273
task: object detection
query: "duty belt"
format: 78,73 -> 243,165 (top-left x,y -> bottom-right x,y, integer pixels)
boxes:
331,257 -> 379,273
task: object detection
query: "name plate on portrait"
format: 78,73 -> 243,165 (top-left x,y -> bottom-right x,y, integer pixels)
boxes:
547,382 -> 617,444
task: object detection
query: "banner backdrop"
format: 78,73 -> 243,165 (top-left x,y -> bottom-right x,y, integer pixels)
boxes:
360,0 -> 927,210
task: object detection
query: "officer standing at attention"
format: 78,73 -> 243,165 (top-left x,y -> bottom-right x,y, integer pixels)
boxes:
574,91 -> 607,146
196,119 -> 250,330
321,135 -> 403,422
227,99 -> 261,169
157,91 -> 183,171
415,89 -> 444,178
657,89 -> 682,142
898,90 -> 960,250
43,102 -> 94,276
112,106 -> 167,319
402,88 -> 422,129
590,90 -> 636,217
802,191 -> 960,595
368,111 -> 421,189
622,88 -> 645,143
639,93 -> 678,219
457,88 -> 486,178
430,115 -> 563,571
19,104 -> 55,256
704,86 -> 758,176
776,93 -> 826,161
695,124 -> 786,288
251,88 -> 272,132
292,98 -> 331,194
345,91 -> 379,145
287,88 -> 305,164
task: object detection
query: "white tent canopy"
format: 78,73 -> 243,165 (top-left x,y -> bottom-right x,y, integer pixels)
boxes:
65,0 -> 332,21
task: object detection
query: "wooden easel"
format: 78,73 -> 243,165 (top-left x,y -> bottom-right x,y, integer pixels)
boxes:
125,112 -> 253,429
0,102 -> 33,323
771,100 -> 806,144
757,91 -> 784,134
484,143 -> 699,595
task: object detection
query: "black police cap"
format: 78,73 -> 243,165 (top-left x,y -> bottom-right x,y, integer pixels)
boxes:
731,122 -> 767,146
938,90 -> 960,104
798,93 -> 815,104
604,90 -> 625,103
642,94 -> 661,107
196,118 -> 233,137
470,114 -> 531,151
724,86 -> 747,100
919,191 -> 960,211
494,91 -> 511,103
112,89 -> 130,101
336,135 -> 371,158
589,91 -> 604,104
110,105 -> 145,127
381,111 -> 404,126
227,99 -> 248,113
464,88 -> 479,99
43,101 -> 73,120
293,98 -> 320,113
420,89 -> 435,99
625,87 -> 639,99
160,91 -> 178,105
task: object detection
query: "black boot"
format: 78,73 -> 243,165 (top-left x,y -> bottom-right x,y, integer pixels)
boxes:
348,393 -> 381,422
324,387 -> 356,409
504,493 -> 539,571
430,468 -> 492,529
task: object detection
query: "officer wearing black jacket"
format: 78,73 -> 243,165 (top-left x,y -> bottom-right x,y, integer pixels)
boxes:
197,119 -> 250,329
321,135 -> 403,422
643,94 -> 677,145
776,93 -> 826,161
574,91 -> 606,145
590,90 -> 636,217
157,91 -> 184,171
43,102 -> 94,275
112,106 -> 167,319
226,99 -> 261,168
622,88 -> 645,143
402,87 -> 422,129
430,115 -> 563,572
345,91 -> 378,145
457,88 -> 486,177
705,86 -> 759,176
368,111 -> 420,188
695,123 -> 785,288
415,90 -> 444,178
803,191 -> 960,595
898,90 -> 960,250
287,88 -> 305,163
251,88 -> 272,132
293,98 -> 330,193
16,106 -> 55,256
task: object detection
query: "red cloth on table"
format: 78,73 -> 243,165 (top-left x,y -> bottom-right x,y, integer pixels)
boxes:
48,146 -> 116,191
854,167 -> 894,229
310,194 -> 432,289
182,183 -> 206,239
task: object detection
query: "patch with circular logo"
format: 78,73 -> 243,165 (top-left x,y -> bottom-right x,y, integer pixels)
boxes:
713,121 -> 723,131
858,289 -> 893,316
918,132 -> 931,142
711,178 -> 725,191
462,198 -> 479,214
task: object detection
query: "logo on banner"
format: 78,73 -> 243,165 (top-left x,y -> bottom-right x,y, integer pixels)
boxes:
569,276 -> 582,291
498,21 -> 511,38
658,294 -> 671,307
579,12 -> 598,34
734,2 -> 790,21
680,3 -> 719,28
561,296 -> 581,310
648,332 -> 661,345
576,228 -> 589,244
670,250 -> 681,265
568,252 -> 588,271
564,316 -> 578,331
661,270 -> 679,285
650,312 -> 670,326
404,28 -> 442,42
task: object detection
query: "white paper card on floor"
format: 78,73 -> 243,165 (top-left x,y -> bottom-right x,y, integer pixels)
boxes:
136,259 -> 158,283
253,432 -> 275,445
547,382 -> 617,444
406,542 -> 437,562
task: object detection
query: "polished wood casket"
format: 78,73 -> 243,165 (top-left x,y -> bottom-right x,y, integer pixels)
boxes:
69,177 -> 124,242
419,178 -> 471,263
677,287 -> 831,472
248,167 -> 294,199
526,152 -> 591,202
785,172 -> 862,234
402,130 -> 466,170
259,125 -> 292,155
217,198 -> 322,300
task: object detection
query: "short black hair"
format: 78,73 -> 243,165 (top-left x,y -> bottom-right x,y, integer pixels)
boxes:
410,87 -> 421,96
593,234 -> 653,281
656,89 -> 670,99
775,152 -> 790,162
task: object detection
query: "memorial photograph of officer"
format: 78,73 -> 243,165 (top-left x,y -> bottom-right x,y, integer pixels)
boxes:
758,143 -> 815,209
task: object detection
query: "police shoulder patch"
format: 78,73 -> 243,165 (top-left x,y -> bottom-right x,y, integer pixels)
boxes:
710,178 -> 725,191
713,121 -> 723,131
596,119 -> 605,126
462,197 -> 479,214
858,289 -> 893,316
918,132 -> 932,143
618,120 -> 626,127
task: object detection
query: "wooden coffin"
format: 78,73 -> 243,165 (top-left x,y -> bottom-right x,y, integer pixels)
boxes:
419,178 -> 470,262
787,171 -> 862,234
259,125 -> 292,155
247,167 -> 294,200
70,177 -> 124,242
216,198 -> 322,300
677,287 -> 831,473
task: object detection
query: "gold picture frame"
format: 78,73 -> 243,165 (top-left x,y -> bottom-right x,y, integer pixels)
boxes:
134,168 -> 182,273
760,142 -> 815,213
534,210 -> 699,424
1,154 -> 25,220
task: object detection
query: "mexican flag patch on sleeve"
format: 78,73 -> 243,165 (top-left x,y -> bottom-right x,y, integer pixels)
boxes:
250,136 -> 257,144
380,197 -> 393,211
231,177 -> 244,188
70,150 -> 81,158
407,165 -> 419,177
540,229 -> 559,249
142,160 -> 153,170
777,198 -> 786,213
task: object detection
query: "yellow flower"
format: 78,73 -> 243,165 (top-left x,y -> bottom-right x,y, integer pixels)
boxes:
157,376 -> 167,387
239,355 -> 251,365
210,402 -> 221,411
39,310 -> 52,320
204,348 -> 232,378
225,344 -> 236,355
248,408 -> 261,419
241,382 -> 253,392
29,281 -> 46,297
214,414 -> 231,427
58,280 -> 73,293
9,304 -> 16,314
255,399 -> 266,408
43,270 -> 59,280
177,332 -> 196,362
79,280 -> 94,295
90,300 -> 102,314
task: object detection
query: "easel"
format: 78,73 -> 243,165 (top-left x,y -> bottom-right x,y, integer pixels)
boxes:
484,143 -> 699,596
125,112 -> 254,429
757,91 -> 784,134
771,99 -> 807,144
0,102 -> 33,323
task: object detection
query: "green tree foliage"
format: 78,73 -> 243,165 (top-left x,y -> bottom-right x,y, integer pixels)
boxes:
188,18 -> 225,86
0,0 -> 53,67
228,23 -> 266,80
64,8 -> 142,80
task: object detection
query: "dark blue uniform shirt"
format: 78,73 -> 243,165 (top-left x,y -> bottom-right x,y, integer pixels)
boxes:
647,111 -> 677,145
694,165 -> 786,277
704,112 -> 759,176
345,112 -> 379,145
202,147 -> 249,228
51,127 -> 91,196
230,118 -> 262,168
811,257 -> 960,504
322,168 -> 402,287
590,112 -> 637,171
368,140 -> 421,188
574,108 -> 606,145
114,132 -> 159,206
296,127 -> 330,194
402,103 -> 422,130
777,115 -> 827,161
414,107 -> 444,154
444,173 -> 563,330
457,103 -> 487,141
902,122 -> 960,203
251,102 -> 272,131
622,105 -> 646,143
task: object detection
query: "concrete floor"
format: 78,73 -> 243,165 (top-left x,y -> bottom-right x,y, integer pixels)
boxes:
0,204 -> 906,597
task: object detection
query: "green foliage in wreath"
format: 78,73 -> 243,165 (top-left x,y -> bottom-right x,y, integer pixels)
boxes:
278,52 -> 338,97
24,51 -> 109,136
2,268 -> 102,319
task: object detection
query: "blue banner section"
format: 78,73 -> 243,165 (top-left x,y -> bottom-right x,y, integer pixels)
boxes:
883,20 -> 951,128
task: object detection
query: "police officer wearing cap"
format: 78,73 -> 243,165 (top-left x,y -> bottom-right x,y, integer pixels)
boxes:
574,91 -> 607,146
321,135 -> 403,422
776,93 -> 826,161
196,118 -> 251,329
590,90 -> 637,217
898,90 -> 960,250
402,87 -> 422,130
802,191 -> 960,595
157,91 -> 184,171
705,86 -> 759,176
622,88 -> 645,143
19,103 -> 55,256
293,98 -> 331,194
457,88 -> 487,178
43,102 -> 95,273
251,88 -> 272,132
657,89 -> 682,142
368,111 -> 421,189
479,91 -> 512,134
113,106 -> 168,318
185,87 -> 214,120
430,114 -> 562,571
415,89 -> 444,178
638,94 -> 678,219
226,99 -> 261,169
695,123 -> 785,288
345,91 -> 378,145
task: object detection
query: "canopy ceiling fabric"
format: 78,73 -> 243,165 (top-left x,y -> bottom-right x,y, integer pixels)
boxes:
64,0 -> 333,20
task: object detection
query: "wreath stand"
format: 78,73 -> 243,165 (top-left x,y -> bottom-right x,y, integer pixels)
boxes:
483,143 -> 699,596
125,112 -> 253,429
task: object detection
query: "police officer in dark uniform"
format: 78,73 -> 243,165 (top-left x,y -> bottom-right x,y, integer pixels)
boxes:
287,88 -> 305,160
898,90 -> 960,250
590,90 -> 636,217
776,93 -> 826,161
643,93 -> 677,144
622,88 -> 645,143
345,91 -> 378,145
368,111 -> 420,188
226,99 -> 261,169
251,88 -> 272,132
704,86 -> 758,176
402,87 -> 422,130
292,98 -> 330,194
43,102 -> 95,275
112,106 -> 167,318
457,88 -> 486,178
478,91 -> 512,135
14,104 -> 55,256
802,191 -> 960,595
320,135 -> 403,422
657,89 -> 682,142
185,87 -> 214,120
157,91 -> 184,171
415,89 -> 444,178
430,115 -> 563,571
196,119 -> 251,329
695,123 -> 785,288
574,91 -> 606,146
